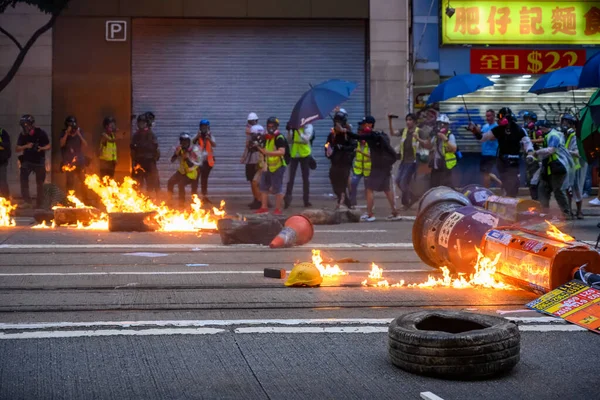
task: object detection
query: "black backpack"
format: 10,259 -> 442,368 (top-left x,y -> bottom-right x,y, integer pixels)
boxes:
278,134 -> 291,165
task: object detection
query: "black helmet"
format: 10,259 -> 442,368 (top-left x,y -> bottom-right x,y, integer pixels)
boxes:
561,114 -> 576,124
266,116 -> 280,127
333,111 -> 348,125
103,116 -> 116,128
145,112 -> 155,125
536,120 -> 553,129
497,107 -> 513,120
529,112 -> 538,121
64,115 -> 77,128
137,114 -> 148,123
20,114 -> 35,126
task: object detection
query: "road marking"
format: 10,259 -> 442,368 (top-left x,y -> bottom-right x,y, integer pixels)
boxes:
421,392 -> 445,400
234,326 -> 389,334
0,328 -> 225,340
0,268 -> 430,277
519,325 -> 586,332
0,243 -> 415,250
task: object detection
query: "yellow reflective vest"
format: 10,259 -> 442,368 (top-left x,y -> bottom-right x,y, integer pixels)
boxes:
565,131 -> 580,171
353,142 -> 371,177
290,129 -> 311,158
177,151 -> 199,180
399,127 -> 420,162
99,132 -> 117,162
266,135 -> 286,172
433,132 -> 457,170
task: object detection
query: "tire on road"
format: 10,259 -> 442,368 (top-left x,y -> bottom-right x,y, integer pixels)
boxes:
388,310 -> 520,379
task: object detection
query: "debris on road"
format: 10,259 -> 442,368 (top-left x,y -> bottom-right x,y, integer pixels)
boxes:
264,268 -> 286,279
284,262 -> 322,287
218,217 -> 283,245
270,215 -> 314,248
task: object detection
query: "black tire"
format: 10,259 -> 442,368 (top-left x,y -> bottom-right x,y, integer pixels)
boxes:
388,310 -> 520,379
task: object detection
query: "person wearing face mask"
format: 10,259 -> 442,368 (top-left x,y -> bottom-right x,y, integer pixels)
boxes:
168,133 -> 202,207
98,117 -> 119,179
474,107 -> 534,197
60,115 -> 88,197
254,117 -> 288,215
561,114 -> 583,219
390,113 -> 424,209
530,120 -> 574,219
130,113 -> 160,194
423,114 -> 457,189
240,112 -> 262,209
325,110 -> 356,210
16,114 -> 51,209
193,119 -> 216,205
349,120 -> 370,208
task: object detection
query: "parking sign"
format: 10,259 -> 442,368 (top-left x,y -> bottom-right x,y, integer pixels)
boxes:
106,21 -> 127,42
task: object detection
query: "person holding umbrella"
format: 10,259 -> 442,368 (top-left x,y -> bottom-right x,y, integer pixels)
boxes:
284,120 -> 314,209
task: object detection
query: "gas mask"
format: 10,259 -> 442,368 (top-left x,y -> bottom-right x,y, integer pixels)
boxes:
137,120 -> 148,131
200,126 -> 209,135
180,139 -> 191,150
20,123 -> 33,135
267,125 -> 277,135
526,121 -> 536,130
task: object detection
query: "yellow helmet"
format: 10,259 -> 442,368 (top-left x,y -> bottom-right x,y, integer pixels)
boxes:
285,262 -> 323,287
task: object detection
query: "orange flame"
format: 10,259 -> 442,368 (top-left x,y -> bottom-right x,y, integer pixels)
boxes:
32,220 -> 56,229
311,249 -> 347,277
133,164 -> 146,173
61,164 -> 76,172
0,197 -> 16,227
545,220 -> 574,242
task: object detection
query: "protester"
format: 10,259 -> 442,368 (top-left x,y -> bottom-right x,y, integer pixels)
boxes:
193,119 -> 216,204
284,121 -> 313,208
325,111 -> 355,209
423,114 -> 457,189
60,116 -> 88,198
562,114 -> 583,219
349,120 -> 370,207
530,120 -> 574,218
467,109 -> 498,188
0,126 -> 11,199
16,114 -> 51,208
346,117 -> 400,221
390,113 -> 423,209
98,117 -> 119,179
168,133 -> 201,207
130,113 -> 160,194
475,107 -> 533,198
240,112 -> 262,209
523,111 -> 542,148
255,117 -> 287,215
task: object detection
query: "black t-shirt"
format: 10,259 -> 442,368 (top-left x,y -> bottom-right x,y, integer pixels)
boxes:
131,130 -> 159,161
17,128 -> 50,165
0,128 -> 11,164
60,129 -> 84,164
273,135 -> 286,149
491,122 -> 525,156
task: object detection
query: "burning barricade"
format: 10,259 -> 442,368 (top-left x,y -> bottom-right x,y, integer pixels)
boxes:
0,197 -> 16,227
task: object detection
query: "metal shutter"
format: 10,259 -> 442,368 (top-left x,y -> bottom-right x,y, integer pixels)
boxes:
132,19 -> 366,195
439,76 -> 594,152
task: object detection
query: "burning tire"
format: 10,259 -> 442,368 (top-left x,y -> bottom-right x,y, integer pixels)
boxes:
388,310 -> 520,379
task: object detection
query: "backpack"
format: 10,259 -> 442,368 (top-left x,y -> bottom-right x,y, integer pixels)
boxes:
278,133 -> 291,165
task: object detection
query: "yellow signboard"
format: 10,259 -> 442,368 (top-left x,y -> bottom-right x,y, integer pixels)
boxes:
442,0 -> 600,44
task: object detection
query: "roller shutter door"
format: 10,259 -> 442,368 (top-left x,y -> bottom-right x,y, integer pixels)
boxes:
132,19 -> 366,195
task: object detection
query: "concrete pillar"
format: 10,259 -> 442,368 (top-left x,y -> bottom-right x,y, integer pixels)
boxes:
369,0 -> 409,125
0,4 -> 53,197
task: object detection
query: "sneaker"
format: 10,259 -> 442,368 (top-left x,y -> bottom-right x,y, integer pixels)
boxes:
273,209 -> 283,216
589,198 -> 600,207
386,214 -> 402,221
360,213 -> 369,221
365,215 -> 376,222
253,208 -> 269,214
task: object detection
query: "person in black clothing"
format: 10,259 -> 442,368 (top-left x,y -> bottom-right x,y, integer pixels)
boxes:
130,113 -> 160,194
16,114 -> 51,208
60,116 -> 88,198
474,107 -> 534,197
0,127 -> 11,199
325,111 -> 355,209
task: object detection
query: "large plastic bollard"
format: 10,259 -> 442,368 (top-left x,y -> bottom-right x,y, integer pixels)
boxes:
461,185 -> 493,208
417,186 -> 471,215
269,215 -> 314,248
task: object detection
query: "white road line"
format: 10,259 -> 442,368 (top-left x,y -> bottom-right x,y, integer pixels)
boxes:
0,268 -> 430,277
507,317 -> 566,323
234,326 -> 389,334
421,392 -> 445,400
0,328 -> 225,340
0,243 -> 415,250
518,325 -> 586,332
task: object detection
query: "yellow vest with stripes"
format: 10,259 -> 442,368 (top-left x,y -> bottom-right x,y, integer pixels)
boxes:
266,135 -> 286,172
177,151 -> 199,180
290,129 -> 311,158
565,131 -> 580,171
353,142 -> 371,177
435,132 -> 457,170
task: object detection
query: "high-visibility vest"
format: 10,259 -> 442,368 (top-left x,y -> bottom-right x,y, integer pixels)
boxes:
197,137 -> 214,167
266,135 -> 285,172
177,151 -> 199,180
99,132 -> 117,162
399,127 -> 419,162
543,130 -> 563,175
565,131 -> 580,171
290,129 -> 311,158
434,132 -> 457,170
353,142 -> 371,177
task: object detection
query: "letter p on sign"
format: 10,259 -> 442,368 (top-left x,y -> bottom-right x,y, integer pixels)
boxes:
106,21 -> 127,42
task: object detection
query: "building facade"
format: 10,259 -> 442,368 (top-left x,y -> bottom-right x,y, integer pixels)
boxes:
0,0 -> 409,196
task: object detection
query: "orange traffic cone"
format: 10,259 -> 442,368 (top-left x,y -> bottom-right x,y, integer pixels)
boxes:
269,215 -> 314,248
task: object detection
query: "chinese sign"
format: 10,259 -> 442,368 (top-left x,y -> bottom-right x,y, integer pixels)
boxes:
442,1 -> 600,44
527,280 -> 600,333
471,49 -> 586,74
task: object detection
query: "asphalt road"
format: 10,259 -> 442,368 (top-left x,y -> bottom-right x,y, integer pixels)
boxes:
0,218 -> 599,399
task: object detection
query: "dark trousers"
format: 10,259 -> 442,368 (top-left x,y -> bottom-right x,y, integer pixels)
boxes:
132,159 -> 159,192
329,164 -> 351,207
196,163 -> 212,196
538,173 -> 570,217
167,172 -> 196,205
20,163 -> 45,208
0,163 -> 9,198
396,162 -> 417,207
285,157 -> 310,204
497,159 -> 520,198
99,160 -> 116,179
430,168 -> 451,189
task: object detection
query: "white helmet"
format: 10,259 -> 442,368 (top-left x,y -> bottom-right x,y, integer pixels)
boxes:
247,112 -> 259,121
437,114 -> 450,124
250,124 -> 264,135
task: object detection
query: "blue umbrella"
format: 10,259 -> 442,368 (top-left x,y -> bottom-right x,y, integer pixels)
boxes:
528,66 -> 582,94
288,79 -> 357,129
578,51 -> 600,89
427,74 -> 494,122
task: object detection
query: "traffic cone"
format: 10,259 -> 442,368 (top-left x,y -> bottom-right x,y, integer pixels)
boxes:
269,215 -> 314,248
